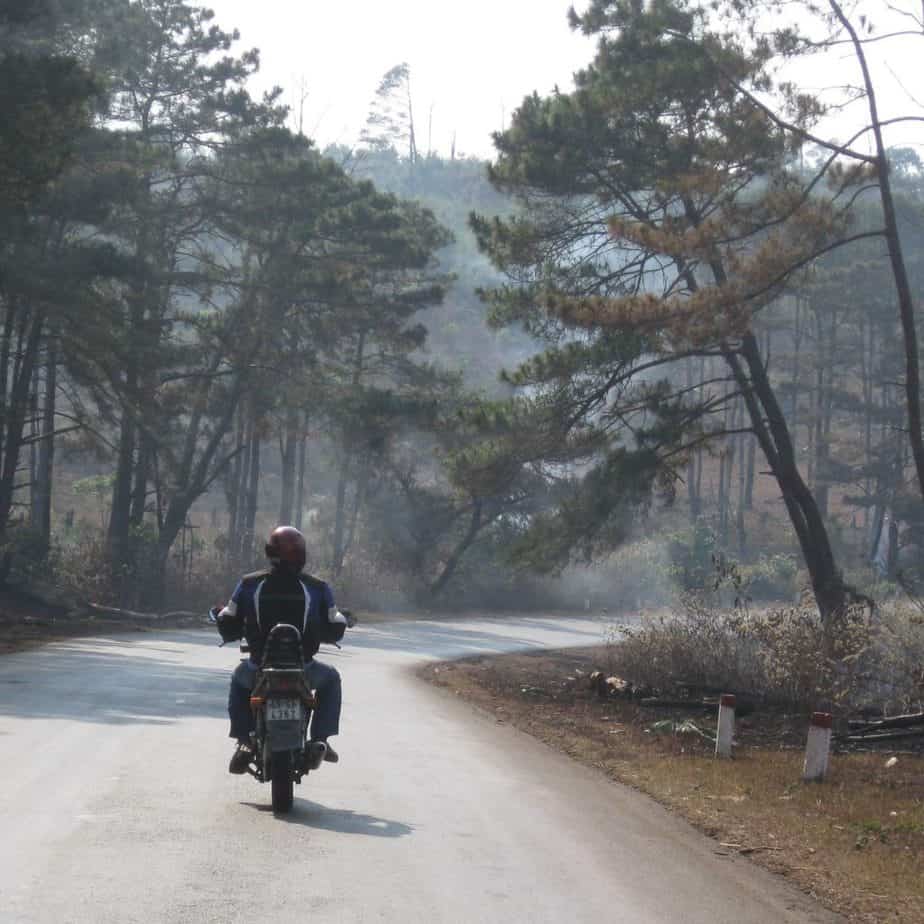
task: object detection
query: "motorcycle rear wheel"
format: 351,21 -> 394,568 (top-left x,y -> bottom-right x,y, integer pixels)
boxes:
270,753 -> 294,815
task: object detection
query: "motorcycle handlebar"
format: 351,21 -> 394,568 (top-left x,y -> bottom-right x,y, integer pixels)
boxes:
208,608 -> 357,625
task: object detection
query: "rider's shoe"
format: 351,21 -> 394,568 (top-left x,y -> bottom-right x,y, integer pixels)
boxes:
303,740 -> 327,771
228,742 -> 252,775
322,742 -> 339,763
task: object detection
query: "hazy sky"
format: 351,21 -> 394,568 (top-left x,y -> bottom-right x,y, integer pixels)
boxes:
205,0 -> 924,162
206,0 -> 594,158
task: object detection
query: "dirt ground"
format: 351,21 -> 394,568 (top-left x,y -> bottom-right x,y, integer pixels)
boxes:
421,647 -> 924,924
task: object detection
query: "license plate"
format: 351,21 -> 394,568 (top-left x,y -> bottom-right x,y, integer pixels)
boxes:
266,698 -> 301,721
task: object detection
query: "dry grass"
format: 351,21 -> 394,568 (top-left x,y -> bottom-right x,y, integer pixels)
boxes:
422,647 -> 924,924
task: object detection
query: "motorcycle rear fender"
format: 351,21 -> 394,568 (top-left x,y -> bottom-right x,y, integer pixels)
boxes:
265,717 -> 306,752
253,669 -> 317,707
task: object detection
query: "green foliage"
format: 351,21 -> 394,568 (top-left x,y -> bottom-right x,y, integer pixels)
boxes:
507,448 -> 665,574
0,524 -> 53,584
0,0 -> 108,214
665,520 -> 718,591
0,53 -> 98,211
737,553 -> 798,600
72,473 -> 115,497
339,144 -> 528,392
463,0 -> 795,574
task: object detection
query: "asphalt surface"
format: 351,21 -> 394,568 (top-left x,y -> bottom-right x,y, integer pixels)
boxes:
0,616 -> 841,923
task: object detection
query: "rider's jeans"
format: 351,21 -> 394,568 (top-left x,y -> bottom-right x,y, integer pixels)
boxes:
228,659 -> 342,743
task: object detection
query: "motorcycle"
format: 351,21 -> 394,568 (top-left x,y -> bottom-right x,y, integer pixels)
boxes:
208,607 -> 355,815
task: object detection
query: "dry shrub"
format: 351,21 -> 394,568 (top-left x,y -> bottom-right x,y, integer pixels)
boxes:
50,525 -> 118,604
608,595 -> 924,713
607,594 -> 765,695
855,600 -> 924,712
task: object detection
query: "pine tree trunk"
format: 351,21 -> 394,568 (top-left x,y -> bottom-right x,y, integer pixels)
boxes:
144,370 -> 245,605
736,404 -> 748,557
242,424 -> 261,567
820,309 -> 837,522
108,391 -> 136,569
31,338 -> 56,555
429,501 -> 484,596
226,404 -> 245,560
686,357 -> 701,519
0,311 -> 45,544
717,379 -> 732,547
727,334 -> 847,625
813,308 -> 827,518
294,413 -> 308,531
332,331 -> 367,576
861,317 -> 874,535
130,430 -> 153,528
791,296 -> 802,430
744,431 -> 756,510
344,458 -> 372,562
688,235 -> 849,622
829,0 -> 924,509
28,364 -> 38,514
0,302 -> 16,464
278,405 -> 298,524
331,451 -> 351,577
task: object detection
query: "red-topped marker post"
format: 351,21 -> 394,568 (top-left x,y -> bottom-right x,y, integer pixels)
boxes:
715,693 -> 736,758
803,712 -> 833,782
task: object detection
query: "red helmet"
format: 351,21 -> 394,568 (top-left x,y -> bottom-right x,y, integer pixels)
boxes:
265,525 -> 306,573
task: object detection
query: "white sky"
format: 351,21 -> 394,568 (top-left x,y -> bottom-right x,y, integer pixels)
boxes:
206,0 -> 594,158
205,0 -> 924,162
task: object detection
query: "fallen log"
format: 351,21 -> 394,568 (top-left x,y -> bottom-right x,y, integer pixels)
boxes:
847,712 -> 924,735
638,696 -> 756,717
844,729 -> 924,743
86,604 -> 200,622
672,681 -> 761,700
639,697 -> 716,709
719,843 -> 784,855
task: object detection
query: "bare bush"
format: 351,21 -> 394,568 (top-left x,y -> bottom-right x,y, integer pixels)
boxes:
606,595 -> 765,696
607,595 -> 924,714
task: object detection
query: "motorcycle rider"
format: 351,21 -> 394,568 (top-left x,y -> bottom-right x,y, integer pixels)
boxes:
215,525 -> 351,775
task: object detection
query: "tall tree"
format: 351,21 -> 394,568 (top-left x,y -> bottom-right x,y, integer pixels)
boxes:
0,0 -> 124,568
674,0 -> 924,510
93,0 -> 281,584
360,63 -> 418,163
0,0 -> 101,217
472,0 -> 872,622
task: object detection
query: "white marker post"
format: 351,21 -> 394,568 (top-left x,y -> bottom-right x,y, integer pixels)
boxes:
715,693 -> 735,758
803,712 -> 833,782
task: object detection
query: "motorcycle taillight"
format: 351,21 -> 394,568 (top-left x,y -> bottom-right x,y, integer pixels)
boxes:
266,674 -> 300,693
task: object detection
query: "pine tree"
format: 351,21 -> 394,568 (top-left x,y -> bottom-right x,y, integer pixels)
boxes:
472,0 -> 873,622
89,0 -> 282,591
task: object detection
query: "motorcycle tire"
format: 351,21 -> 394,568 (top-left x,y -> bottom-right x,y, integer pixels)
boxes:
270,752 -> 294,815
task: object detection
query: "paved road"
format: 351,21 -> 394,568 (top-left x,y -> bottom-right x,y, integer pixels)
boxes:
0,616 -> 839,923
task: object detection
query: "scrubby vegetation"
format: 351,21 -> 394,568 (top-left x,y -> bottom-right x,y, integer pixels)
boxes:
609,594 -> 924,714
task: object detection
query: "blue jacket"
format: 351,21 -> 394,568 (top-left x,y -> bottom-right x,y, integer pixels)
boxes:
220,568 -> 343,662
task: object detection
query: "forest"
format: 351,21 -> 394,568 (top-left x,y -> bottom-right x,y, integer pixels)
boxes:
2,0 -> 924,639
